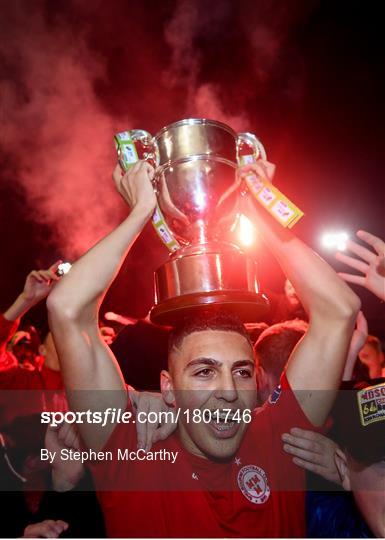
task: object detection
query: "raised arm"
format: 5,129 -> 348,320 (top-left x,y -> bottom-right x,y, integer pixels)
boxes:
3,262 -> 62,324
0,263 -> 61,364
47,162 -> 156,449
241,163 -> 360,425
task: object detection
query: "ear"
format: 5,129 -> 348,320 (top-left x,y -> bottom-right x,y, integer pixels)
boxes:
334,447 -> 351,490
256,366 -> 270,406
160,370 -> 176,407
256,365 -> 266,387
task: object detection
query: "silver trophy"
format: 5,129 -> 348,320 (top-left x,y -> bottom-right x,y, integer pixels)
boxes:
121,119 -> 269,325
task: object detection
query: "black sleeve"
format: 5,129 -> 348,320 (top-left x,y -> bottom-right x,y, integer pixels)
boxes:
36,470 -> 106,538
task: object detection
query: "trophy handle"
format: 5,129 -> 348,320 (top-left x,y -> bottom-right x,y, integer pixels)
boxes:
129,129 -> 160,168
236,132 -> 267,164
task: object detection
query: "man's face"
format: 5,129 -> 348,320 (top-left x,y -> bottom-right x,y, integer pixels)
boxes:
284,279 -> 299,306
348,455 -> 385,538
13,340 -> 35,365
162,330 -> 257,461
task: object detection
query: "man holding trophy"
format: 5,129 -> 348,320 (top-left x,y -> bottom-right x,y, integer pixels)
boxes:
47,119 -> 360,537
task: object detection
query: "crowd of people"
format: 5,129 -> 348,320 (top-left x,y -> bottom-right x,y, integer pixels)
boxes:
0,160 -> 384,538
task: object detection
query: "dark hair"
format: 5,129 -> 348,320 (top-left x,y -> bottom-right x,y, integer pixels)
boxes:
168,310 -> 252,355
245,322 -> 269,347
254,319 -> 308,379
306,491 -> 373,538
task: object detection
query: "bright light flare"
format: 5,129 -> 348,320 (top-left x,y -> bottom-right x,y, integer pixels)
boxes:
238,214 -> 256,247
321,232 -> 349,251
56,262 -> 72,276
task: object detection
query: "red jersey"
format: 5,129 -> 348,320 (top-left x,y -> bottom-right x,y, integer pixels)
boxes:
0,313 -> 64,424
0,362 -> 62,391
89,374 -> 313,537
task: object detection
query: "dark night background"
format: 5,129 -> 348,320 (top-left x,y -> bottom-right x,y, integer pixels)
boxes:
0,0 -> 384,340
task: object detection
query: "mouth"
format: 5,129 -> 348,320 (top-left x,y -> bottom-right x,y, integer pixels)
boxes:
207,410 -> 241,439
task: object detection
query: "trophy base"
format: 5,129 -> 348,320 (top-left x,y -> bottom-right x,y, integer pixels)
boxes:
150,290 -> 269,326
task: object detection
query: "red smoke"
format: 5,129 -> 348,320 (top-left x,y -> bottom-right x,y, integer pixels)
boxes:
0,0 -> 315,260
1,2 -> 120,258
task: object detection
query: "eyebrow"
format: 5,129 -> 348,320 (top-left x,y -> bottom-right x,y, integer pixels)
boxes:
232,360 -> 255,370
184,358 -> 254,371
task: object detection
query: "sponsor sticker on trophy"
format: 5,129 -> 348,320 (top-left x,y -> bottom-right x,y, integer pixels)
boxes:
114,130 -> 180,253
237,133 -> 303,229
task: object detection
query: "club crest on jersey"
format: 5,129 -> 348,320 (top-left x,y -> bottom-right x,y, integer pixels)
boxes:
268,384 -> 282,404
238,465 -> 270,505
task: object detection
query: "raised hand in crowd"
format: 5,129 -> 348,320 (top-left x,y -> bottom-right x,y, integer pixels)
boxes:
0,261 -> 63,370
22,519 -> 69,538
4,261 -> 63,322
45,423 -> 84,492
281,427 -> 341,485
336,230 -> 385,301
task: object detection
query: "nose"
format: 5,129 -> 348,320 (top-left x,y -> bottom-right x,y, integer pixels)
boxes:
213,371 -> 238,403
